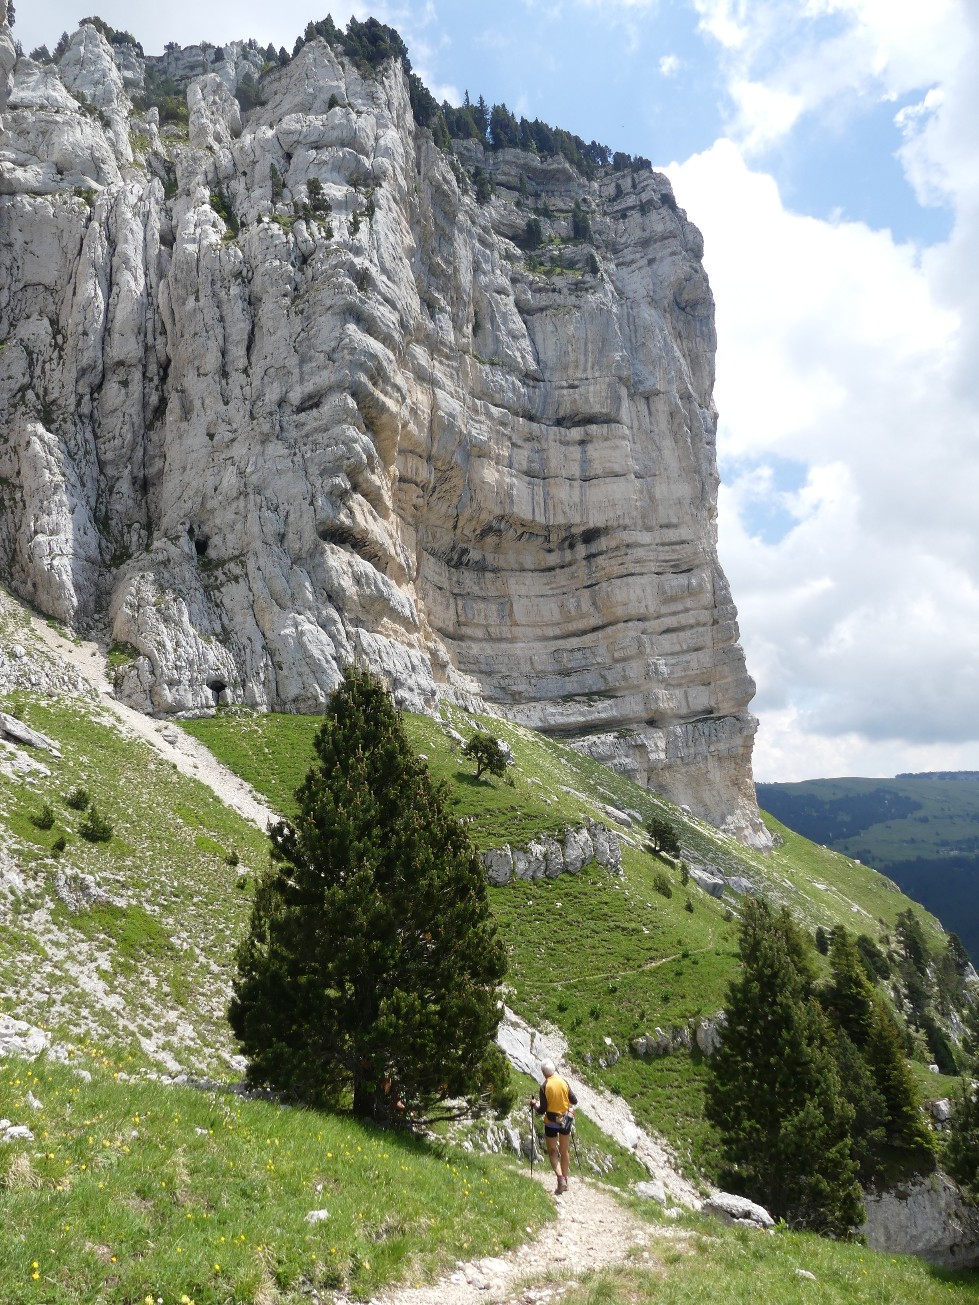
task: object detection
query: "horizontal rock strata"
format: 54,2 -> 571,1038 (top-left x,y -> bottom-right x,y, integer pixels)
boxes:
0,18 -> 767,844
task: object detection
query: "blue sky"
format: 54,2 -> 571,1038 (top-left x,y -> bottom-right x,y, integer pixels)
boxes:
19,1 -> 979,781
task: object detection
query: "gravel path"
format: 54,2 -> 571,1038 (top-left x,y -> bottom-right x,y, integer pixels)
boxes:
29,617 -> 278,831
21,610 -> 700,1302
367,1171 -> 684,1305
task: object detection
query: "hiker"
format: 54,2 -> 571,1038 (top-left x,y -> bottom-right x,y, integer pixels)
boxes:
530,1059 -> 577,1194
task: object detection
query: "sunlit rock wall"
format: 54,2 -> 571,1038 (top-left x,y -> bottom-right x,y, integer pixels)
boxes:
0,21 -> 767,844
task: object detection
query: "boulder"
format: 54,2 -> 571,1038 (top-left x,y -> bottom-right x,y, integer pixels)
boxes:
562,825 -> 594,874
863,1171 -> 979,1270
689,866 -> 725,899
702,1192 -> 774,1230
0,711 -> 61,756
694,1013 -> 726,1057
931,1098 -> 953,1124
482,846 -> 513,886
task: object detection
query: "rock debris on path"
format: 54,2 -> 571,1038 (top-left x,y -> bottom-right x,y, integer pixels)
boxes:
366,1173 -> 683,1305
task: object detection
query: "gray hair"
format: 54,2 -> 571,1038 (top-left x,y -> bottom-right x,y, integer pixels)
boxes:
540,1059 -> 556,1078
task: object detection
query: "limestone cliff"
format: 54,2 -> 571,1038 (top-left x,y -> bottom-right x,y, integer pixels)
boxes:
0,20 -> 768,846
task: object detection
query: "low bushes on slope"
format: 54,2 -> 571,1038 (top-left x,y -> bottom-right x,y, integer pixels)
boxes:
0,693 -> 268,1073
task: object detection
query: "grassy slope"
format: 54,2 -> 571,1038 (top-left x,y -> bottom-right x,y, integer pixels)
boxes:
559,1210 -> 979,1304
0,1054 -> 550,1304
2,588 -> 975,1300
181,706 -> 954,1180
0,686 -> 269,1075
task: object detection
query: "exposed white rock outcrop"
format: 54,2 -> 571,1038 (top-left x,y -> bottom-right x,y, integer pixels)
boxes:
481,821 -> 622,885
863,1172 -> 979,1270
702,1192 -> 775,1230
496,1005 -> 700,1206
0,20 -> 768,844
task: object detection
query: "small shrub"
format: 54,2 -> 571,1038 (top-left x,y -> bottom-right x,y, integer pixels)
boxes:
522,216 -> 543,250
684,897 -> 695,913
52,835 -> 67,855
80,803 -> 113,843
462,731 -> 509,782
473,166 -> 493,205
209,186 -> 239,237
31,803 -> 55,830
571,198 -> 591,241
307,176 -> 332,216
65,787 -> 90,811
226,850 -> 240,867
679,860 -> 690,886
646,815 -> 681,859
653,871 -> 673,899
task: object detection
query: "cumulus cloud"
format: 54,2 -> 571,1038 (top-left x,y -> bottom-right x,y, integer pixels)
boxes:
667,0 -> 979,781
692,0 -> 967,155
659,53 -> 681,76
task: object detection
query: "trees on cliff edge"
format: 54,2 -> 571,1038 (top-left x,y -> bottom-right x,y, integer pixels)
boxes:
228,665 -> 513,1122
705,898 -> 864,1236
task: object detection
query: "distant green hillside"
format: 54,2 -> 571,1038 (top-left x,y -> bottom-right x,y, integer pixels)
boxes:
757,775 -> 979,963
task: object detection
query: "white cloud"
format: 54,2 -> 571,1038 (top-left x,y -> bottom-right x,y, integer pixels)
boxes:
658,53 -> 681,76
661,0 -> 979,781
752,707 -> 979,783
728,79 -> 803,151
692,0 -> 748,50
693,0 -> 968,154
667,129 -> 979,775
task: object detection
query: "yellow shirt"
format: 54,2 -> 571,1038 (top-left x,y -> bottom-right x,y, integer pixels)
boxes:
542,1073 -> 571,1118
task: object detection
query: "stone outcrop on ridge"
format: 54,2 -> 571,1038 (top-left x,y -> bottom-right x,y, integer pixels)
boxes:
0,17 -> 768,845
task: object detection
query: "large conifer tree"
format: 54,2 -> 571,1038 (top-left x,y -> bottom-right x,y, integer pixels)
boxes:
228,666 -> 512,1122
822,930 -> 933,1163
705,899 -> 864,1235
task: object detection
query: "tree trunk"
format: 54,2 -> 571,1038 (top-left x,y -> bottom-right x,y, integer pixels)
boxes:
353,1077 -> 376,1119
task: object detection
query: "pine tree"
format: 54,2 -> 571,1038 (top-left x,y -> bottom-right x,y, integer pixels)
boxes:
705,898 -> 864,1235
947,1000 -> 979,1191
461,731 -> 508,781
229,666 -> 513,1122
821,930 -> 933,1171
645,815 -> 680,859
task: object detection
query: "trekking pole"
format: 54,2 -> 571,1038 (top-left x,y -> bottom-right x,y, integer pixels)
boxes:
528,1104 -> 536,1174
570,1114 -> 582,1172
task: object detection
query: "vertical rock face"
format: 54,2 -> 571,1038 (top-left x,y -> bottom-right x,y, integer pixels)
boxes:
0,26 -> 768,845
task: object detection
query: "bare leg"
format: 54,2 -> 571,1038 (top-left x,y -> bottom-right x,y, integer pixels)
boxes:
546,1134 -> 561,1178
559,1132 -> 571,1183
